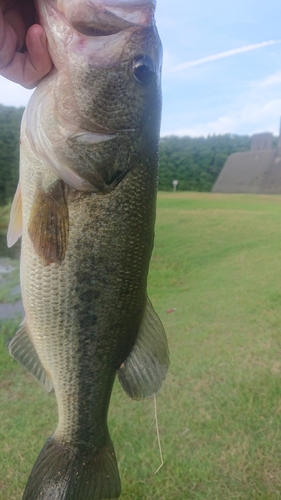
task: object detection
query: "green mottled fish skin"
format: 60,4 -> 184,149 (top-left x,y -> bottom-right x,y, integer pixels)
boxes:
21,146 -> 159,446
8,1 -> 168,499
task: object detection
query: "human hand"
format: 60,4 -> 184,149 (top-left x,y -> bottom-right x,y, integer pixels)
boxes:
0,0 -> 53,88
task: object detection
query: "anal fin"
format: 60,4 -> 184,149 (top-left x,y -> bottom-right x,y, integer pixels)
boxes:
117,297 -> 169,400
28,180 -> 69,266
9,320 -> 53,392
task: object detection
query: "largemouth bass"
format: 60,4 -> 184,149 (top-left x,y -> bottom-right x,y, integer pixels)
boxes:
7,0 -> 169,499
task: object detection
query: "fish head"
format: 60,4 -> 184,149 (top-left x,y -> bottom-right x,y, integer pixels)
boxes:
34,0 -> 162,192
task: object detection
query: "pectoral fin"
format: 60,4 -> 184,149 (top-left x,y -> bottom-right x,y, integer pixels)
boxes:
9,320 -> 53,392
117,297 -> 169,400
7,183 -> 22,247
28,180 -> 69,266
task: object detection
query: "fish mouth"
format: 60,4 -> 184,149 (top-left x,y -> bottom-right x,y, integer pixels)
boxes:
69,129 -> 135,144
70,132 -> 117,144
56,0 -> 156,34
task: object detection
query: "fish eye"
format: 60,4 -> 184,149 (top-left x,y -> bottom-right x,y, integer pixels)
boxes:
133,55 -> 155,84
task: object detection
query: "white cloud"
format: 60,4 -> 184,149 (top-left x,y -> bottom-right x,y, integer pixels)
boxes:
162,48 -> 281,138
260,71 -> 281,87
169,40 -> 281,73
162,98 -> 281,138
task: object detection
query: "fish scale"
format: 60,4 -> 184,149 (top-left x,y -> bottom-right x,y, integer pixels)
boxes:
7,1 -> 169,499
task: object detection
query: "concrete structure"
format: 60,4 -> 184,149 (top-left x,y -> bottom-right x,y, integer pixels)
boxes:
250,132 -> 273,151
212,126 -> 281,194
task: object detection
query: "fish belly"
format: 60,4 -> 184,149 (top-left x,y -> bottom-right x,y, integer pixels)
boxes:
18,135 -> 157,499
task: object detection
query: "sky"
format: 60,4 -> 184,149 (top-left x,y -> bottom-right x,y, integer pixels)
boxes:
1,0 -> 281,137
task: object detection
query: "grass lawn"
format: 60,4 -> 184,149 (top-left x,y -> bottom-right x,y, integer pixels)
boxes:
2,192 -> 281,499
0,258 -> 21,303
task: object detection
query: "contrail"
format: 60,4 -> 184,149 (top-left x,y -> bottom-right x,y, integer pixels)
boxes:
170,40 -> 281,73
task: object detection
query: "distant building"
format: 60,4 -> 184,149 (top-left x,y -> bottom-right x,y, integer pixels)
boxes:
212,124 -> 281,194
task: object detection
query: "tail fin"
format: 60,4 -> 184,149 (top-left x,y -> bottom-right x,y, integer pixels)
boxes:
22,436 -> 121,500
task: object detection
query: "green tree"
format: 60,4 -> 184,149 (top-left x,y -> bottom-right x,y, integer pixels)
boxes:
159,134 -> 252,191
0,104 -> 24,206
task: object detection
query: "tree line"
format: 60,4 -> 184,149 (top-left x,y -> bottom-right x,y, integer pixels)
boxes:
0,104 -> 277,205
159,134 -> 254,192
0,105 -> 24,206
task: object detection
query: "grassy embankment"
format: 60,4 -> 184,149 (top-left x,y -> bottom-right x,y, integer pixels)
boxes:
2,192 -> 281,499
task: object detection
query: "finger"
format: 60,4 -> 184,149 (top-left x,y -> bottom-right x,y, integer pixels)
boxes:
0,24 -> 53,88
0,9 -> 18,69
24,24 -> 53,86
4,8 -> 26,50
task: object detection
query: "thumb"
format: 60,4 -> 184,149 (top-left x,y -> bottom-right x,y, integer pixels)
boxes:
24,23 -> 53,87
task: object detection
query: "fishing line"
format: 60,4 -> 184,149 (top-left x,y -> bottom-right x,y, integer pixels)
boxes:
153,394 -> 164,475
